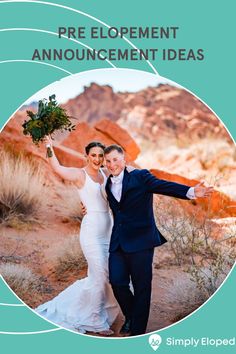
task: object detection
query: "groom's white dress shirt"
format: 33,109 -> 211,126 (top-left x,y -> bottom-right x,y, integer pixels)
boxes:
110,169 -> 195,202
110,170 -> 125,202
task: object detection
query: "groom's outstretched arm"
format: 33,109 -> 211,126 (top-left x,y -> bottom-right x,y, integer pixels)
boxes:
141,169 -> 190,199
141,169 -> 213,199
140,170 -> 213,199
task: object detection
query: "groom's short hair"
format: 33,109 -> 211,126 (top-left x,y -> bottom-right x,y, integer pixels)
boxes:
104,144 -> 124,155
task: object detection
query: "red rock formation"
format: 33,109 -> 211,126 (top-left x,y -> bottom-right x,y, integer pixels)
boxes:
62,83 -> 125,123
1,109 -> 141,185
94,118 -> 140,160
58,83 -> 229,145
53,145 -> 87,168
0,111 -> 47,163
61,118 -> 140,162
1,83 -> 234,218
61,121 -> 108,153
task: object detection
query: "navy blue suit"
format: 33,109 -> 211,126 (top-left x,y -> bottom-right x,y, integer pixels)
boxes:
106,168 -> 190,335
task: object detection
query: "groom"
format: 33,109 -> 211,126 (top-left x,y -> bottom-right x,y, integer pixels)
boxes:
104,144 -> 213,336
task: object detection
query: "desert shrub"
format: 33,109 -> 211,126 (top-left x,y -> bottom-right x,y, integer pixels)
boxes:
188,248 -> 234,297
154,198 -> 235,298
161,265 -> 230,323
54,235 -> 87,278
0,263 -> 43,299
155,200 -> 204,266
0,150 -> 48,226
161,272 -> 208,322
56,185 -> 82,222
155,198 -> 235,263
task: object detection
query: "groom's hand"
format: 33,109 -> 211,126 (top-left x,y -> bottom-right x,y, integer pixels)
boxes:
194,181 -> 214,198
81,202 -> 87,216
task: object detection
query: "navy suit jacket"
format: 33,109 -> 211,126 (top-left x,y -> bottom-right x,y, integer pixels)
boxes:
106,168 -> 191,253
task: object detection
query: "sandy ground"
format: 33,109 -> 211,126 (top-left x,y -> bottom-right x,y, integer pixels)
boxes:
0,212 -> 193,338
1,187 -> 234,338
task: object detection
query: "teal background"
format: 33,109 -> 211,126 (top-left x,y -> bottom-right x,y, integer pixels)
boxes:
0,0 -> 235,353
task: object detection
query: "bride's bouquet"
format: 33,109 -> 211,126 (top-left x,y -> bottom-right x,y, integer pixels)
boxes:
22,94 -> 76,156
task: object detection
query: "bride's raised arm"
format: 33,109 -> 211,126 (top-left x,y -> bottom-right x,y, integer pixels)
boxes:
45,136 -> 85,185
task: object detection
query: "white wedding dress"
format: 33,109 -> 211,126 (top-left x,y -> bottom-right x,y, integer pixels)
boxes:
35,169 -> 119,333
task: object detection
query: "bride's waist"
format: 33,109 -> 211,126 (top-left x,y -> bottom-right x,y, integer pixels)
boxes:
86,209 -> 110,214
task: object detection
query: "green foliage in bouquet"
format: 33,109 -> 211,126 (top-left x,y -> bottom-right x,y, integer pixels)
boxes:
22,94 -> 76,145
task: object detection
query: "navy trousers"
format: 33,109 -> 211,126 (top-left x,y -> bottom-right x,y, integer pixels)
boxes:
109,247 -> 154,335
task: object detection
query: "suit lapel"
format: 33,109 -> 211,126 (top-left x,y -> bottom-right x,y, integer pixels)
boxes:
120,167 -> 130,203
106,176 -> 119,205
106,168 -> 130,205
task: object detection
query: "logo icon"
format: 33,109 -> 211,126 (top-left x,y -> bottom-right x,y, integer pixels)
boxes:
148,333 -> 162,351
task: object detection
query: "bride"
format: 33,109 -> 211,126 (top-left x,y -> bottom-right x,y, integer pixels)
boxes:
35,139 -> 119,335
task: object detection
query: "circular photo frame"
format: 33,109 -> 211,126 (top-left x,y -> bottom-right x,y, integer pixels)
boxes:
0,68 -> 235,337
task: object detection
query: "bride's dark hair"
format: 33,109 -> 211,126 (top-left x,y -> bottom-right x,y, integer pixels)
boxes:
85,141 -> 106,155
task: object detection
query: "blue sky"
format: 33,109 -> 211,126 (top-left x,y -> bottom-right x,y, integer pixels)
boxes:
25,68 -> 179,104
